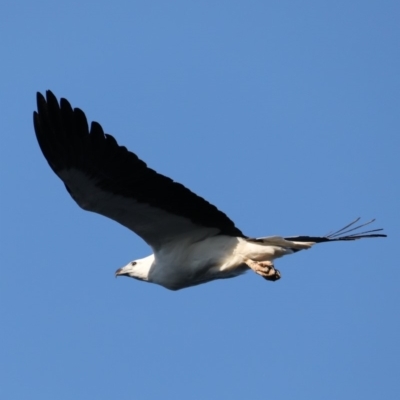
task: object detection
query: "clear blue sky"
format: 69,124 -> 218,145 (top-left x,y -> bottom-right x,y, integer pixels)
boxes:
1,1 -> 399,399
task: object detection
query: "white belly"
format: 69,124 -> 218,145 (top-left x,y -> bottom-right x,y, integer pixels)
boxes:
147,235 -> 289,290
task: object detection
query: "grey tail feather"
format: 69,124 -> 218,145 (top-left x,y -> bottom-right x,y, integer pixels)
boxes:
284,218 -> 387,244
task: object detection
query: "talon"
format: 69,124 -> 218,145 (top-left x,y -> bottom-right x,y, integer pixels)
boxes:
243,257 -> 282,282
263,269 -> 281,282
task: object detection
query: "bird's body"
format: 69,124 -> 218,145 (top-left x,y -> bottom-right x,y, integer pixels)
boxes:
120,236 -> 294,290
33,91 -> 386,290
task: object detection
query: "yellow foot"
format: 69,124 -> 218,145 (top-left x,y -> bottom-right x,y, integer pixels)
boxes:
243,259 -> 281,282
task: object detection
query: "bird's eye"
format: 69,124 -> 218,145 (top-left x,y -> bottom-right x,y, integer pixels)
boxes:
131,261 -> 136,266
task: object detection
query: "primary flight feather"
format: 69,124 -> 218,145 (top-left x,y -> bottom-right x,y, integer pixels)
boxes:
34,91 -> 386,290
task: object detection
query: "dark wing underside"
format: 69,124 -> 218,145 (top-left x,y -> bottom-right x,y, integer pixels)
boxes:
33,91 -> 244,249
247,218 -> 386,254
284,218 -> 386,248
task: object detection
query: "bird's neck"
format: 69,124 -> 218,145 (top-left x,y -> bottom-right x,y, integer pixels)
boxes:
134,255 -> 154,281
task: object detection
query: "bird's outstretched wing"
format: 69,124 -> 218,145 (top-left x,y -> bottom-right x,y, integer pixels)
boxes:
34,91 -> 244,250
246,218 -> 386,252
284,218 -> 386,243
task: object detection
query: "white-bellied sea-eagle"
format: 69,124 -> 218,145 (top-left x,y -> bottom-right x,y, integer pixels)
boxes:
33,91 -> 386,290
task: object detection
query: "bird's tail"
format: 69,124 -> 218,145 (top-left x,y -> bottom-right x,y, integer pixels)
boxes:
248,218 -> 386,251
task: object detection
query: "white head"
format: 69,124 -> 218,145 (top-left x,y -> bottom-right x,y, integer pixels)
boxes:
115,255 -> 154,282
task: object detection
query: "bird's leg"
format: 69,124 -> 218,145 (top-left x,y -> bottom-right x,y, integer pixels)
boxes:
243,257 -> 281,282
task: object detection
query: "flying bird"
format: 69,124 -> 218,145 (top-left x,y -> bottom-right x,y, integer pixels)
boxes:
33,91 -> 386,290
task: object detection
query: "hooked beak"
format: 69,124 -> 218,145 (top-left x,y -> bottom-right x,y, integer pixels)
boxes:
115,267 -> 129,278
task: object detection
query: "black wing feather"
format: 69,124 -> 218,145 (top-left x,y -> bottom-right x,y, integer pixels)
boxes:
34,91 -> 244,239
285,218 -> 386,243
